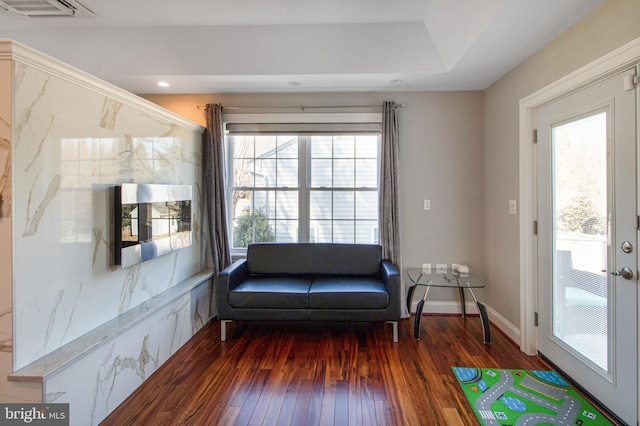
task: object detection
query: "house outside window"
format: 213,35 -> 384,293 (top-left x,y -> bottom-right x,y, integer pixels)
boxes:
227,132 -> 380,252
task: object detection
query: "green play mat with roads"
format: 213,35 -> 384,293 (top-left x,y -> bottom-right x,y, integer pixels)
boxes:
452,367 -> 614,425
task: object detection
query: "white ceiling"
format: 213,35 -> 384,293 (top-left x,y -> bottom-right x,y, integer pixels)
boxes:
0,0 -> 604,94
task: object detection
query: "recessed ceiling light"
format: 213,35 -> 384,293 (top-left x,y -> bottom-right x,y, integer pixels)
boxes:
288,81 -> 301,87
389,79 -> 404,86
157,81 -> 170,88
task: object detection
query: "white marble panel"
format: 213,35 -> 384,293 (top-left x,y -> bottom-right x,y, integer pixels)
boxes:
11,62 -> 206,369
44,281 -> 209,426
0,56 -> 20,402
0,53 -> 42,404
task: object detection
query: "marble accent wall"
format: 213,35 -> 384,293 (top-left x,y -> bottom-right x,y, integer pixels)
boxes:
0,55 -> 11,380
45,279 -> 209,425
10,59 -> 206,371
0,41 -> 210,423
1,47 -> 54,403
0,53 -> 43,404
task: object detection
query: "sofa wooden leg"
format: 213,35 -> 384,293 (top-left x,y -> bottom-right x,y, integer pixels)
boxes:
386,321 -> 398,342
221,320 -> 232,341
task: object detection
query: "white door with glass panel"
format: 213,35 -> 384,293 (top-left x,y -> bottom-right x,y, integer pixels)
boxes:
536,68 -> 638,424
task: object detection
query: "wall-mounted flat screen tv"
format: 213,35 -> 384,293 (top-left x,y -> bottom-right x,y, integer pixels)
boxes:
115,183 -> 192,268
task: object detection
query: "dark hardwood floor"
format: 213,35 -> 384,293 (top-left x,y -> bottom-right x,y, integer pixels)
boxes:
101,315 -> 619,425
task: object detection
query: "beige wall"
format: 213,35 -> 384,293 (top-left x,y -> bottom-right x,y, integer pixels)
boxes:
142,91 -> 486,305
484,0 -> 640,325
142,0 -> 640,330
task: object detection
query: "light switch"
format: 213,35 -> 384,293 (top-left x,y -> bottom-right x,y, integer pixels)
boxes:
424,199 -> 431,211
509,200 -> 517,215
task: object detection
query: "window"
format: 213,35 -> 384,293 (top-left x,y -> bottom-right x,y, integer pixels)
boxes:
309,135 -> 379,244
227,133 -> 380,251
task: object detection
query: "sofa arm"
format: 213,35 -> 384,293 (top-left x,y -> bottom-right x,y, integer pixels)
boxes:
381,259 -> 401,320
217,259 -> 249,319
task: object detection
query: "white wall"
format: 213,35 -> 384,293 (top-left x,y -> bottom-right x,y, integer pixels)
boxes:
142,91 -> 486,306
483,0 -> 640,326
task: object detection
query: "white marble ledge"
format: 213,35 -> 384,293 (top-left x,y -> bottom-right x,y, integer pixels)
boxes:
9,268 -> 214,383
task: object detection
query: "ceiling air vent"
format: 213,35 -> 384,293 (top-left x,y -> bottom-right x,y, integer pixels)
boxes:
0,0 -> 94,17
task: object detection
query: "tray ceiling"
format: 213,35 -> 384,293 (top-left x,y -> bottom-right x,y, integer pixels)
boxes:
0,0 -> 604,93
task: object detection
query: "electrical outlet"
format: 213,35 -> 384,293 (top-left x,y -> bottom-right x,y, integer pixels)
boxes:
451,263 -> 460,272
436,264 -> 447,274
422,263 -> 431,273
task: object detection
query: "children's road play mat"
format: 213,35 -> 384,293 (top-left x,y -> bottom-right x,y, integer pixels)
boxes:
452,367 -> 614,425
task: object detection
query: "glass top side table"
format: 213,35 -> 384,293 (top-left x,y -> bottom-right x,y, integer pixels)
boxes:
406,268 -> 490,344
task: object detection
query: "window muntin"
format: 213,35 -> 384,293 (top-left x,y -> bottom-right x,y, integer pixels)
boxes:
228,133 -> 379,250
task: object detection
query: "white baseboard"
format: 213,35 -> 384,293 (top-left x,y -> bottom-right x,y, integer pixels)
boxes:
410,300 -> 476,315
411,300 -> 521,346
485,304 -> 520,345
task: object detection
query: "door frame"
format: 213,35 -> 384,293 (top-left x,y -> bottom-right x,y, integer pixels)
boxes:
518,34 -> 640,405
519,37 -> 640,420
519,35 -> 640,353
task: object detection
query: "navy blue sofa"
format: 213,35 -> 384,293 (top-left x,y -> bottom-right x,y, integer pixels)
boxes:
217,243 -> 401,342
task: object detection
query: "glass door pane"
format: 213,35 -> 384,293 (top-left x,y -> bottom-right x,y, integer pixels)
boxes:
553,111 -> 609,371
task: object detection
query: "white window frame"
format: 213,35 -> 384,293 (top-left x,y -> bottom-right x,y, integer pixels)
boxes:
224,112 -> 382,256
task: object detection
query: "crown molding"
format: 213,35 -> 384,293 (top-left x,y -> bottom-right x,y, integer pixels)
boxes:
0,38 -> 203,133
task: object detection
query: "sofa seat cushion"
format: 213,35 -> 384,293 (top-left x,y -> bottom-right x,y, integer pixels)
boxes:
229,277 -> 312,309
308,277 -> 389,309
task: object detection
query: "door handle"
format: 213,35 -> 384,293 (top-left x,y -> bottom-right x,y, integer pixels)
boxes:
611,267 -> 634,280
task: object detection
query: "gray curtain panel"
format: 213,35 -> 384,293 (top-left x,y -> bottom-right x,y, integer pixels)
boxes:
203,103 -> 232,317
380,101 -> 409,318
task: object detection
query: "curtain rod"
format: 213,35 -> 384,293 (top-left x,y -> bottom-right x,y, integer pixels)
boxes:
195,103 -> 404,111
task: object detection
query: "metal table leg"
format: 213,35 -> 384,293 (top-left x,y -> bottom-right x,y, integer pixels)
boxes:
414,286 -> 430,340
467,288 -> 491,344
407,284 -> 416,313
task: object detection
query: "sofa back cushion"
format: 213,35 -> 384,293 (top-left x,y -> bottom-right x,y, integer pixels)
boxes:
247,243 -> 381,276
